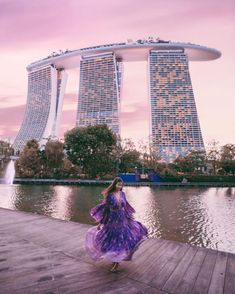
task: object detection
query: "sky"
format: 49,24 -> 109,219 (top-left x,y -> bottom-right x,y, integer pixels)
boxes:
0,0 -> 235,149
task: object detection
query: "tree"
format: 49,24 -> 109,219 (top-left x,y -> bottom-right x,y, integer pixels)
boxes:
220,144 -> 235,161
174,155 -> 194,173
60,158 -> 80,178
187,150 -> 206,173
138,137 -> 162,172
0,140 -> 13,158
120,150 -> 140,173
174,150 -> 206,174
64,124 -> 117,178
43,139 -> 65,177
220,144 -> 235,175
206,140 -> 220,174
15,139 -> 42,178
0,140 -> 14,175
112,138 -> 141,173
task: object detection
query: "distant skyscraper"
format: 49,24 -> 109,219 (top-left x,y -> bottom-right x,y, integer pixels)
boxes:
13,65 -> 67,152
77,52 -> 122,134
13,40 -> 220,159
148,50 -> 205,161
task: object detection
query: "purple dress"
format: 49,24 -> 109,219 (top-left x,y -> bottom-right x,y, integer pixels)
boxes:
85,191 -> 149,262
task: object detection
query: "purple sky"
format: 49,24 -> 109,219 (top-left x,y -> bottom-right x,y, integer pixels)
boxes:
0,0 -> 234,147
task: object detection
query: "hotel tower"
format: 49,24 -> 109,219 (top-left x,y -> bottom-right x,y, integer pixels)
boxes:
13,65 -> 67,152
148,50 -> 204,161
13,39 -> 221,161
77,52 -> 122,134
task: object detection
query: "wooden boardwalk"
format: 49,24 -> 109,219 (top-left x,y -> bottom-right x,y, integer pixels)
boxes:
0,207 -> 235,294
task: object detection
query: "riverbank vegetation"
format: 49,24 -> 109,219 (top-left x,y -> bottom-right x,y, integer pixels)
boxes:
1,124 -> 235,181
0,140 -> 14,176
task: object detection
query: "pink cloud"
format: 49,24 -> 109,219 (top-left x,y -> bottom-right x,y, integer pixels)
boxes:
0,104 -> 25,139
1,0 -> 233,49
121,102 -> 149,121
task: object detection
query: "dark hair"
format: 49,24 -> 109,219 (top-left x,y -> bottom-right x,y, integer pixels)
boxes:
102,177 -> 124,198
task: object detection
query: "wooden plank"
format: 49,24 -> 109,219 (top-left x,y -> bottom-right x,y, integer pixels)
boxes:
224,253 -> 235,294
127,278 -> 166,294
31,233 -> 74,246
129,238 -> 161,259
150,242 -> 190,289
64,278 -> 142,294
0,216 -> 44,228
1,220 -> 88,245
174,247 -> 208,294
1,207 -> 235,294
127,238 -> 168,279
161,245 -> 198,292
0,208 -> 88,233
53,271 -> 127,294
0,223 -> 54,238
0,254 -> 99,292
0,244 -> 48,259
76,277 -> 166,294
124,238 -> 166,270
191,248 -> 218,294
208,250 -> 228,294
0,253 -> 51,283
0,248 -> 55,276
36,267 -> 125,293
14,286 -> 59,294
128,239 -> 182,283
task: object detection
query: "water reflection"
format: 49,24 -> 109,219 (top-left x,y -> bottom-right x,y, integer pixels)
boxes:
0,184 -> 235,254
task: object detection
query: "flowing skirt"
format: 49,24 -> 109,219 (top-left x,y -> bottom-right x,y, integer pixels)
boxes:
85,219 -> 148,262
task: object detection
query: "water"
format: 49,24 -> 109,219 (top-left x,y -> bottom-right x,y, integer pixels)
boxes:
0,184 -> 235,254
3,160 -> 15,185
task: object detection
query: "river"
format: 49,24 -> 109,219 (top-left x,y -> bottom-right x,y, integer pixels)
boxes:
0,184 -> 235,254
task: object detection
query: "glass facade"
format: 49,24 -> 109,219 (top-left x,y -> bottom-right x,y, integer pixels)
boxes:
149,50 -> 205,162
76,52 -> 122,134
13,65 -> 67,152
14,41 -> 215,158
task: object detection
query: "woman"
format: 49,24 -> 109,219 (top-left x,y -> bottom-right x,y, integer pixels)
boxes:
85,177 -> 149,272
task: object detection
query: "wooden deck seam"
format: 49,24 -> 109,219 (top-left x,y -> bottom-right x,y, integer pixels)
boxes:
174,246 -> 208,294
221,252 -> 228,294
149,243 -> 191,289
191,249 -> 218,293
160,244 -> 197,292
221,252 -> 229,294
204,250 -> 219,292
127,239 -> 171,279
125,275 -> 169,294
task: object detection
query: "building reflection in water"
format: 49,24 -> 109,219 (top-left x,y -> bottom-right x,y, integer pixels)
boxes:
124,186 -> 235,253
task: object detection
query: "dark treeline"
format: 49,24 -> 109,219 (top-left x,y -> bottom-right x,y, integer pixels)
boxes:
0,125 -> 235,181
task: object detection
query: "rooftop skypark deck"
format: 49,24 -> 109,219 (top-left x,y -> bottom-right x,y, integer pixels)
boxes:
27,38 -> 221,71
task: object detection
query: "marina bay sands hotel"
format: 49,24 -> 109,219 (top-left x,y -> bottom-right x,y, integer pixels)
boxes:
13,39 -> 221,162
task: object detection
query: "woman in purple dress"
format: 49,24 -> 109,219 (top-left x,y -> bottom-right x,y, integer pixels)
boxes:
85,177 -> 149,272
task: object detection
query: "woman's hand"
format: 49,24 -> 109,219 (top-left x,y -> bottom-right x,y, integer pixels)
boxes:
97,223 -> 103,230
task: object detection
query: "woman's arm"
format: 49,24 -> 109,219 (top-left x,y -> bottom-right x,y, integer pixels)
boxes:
123,192 -> 136,219
90,195 -> 111,225
99,198 -> 111,224
123,191 -> 135,212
